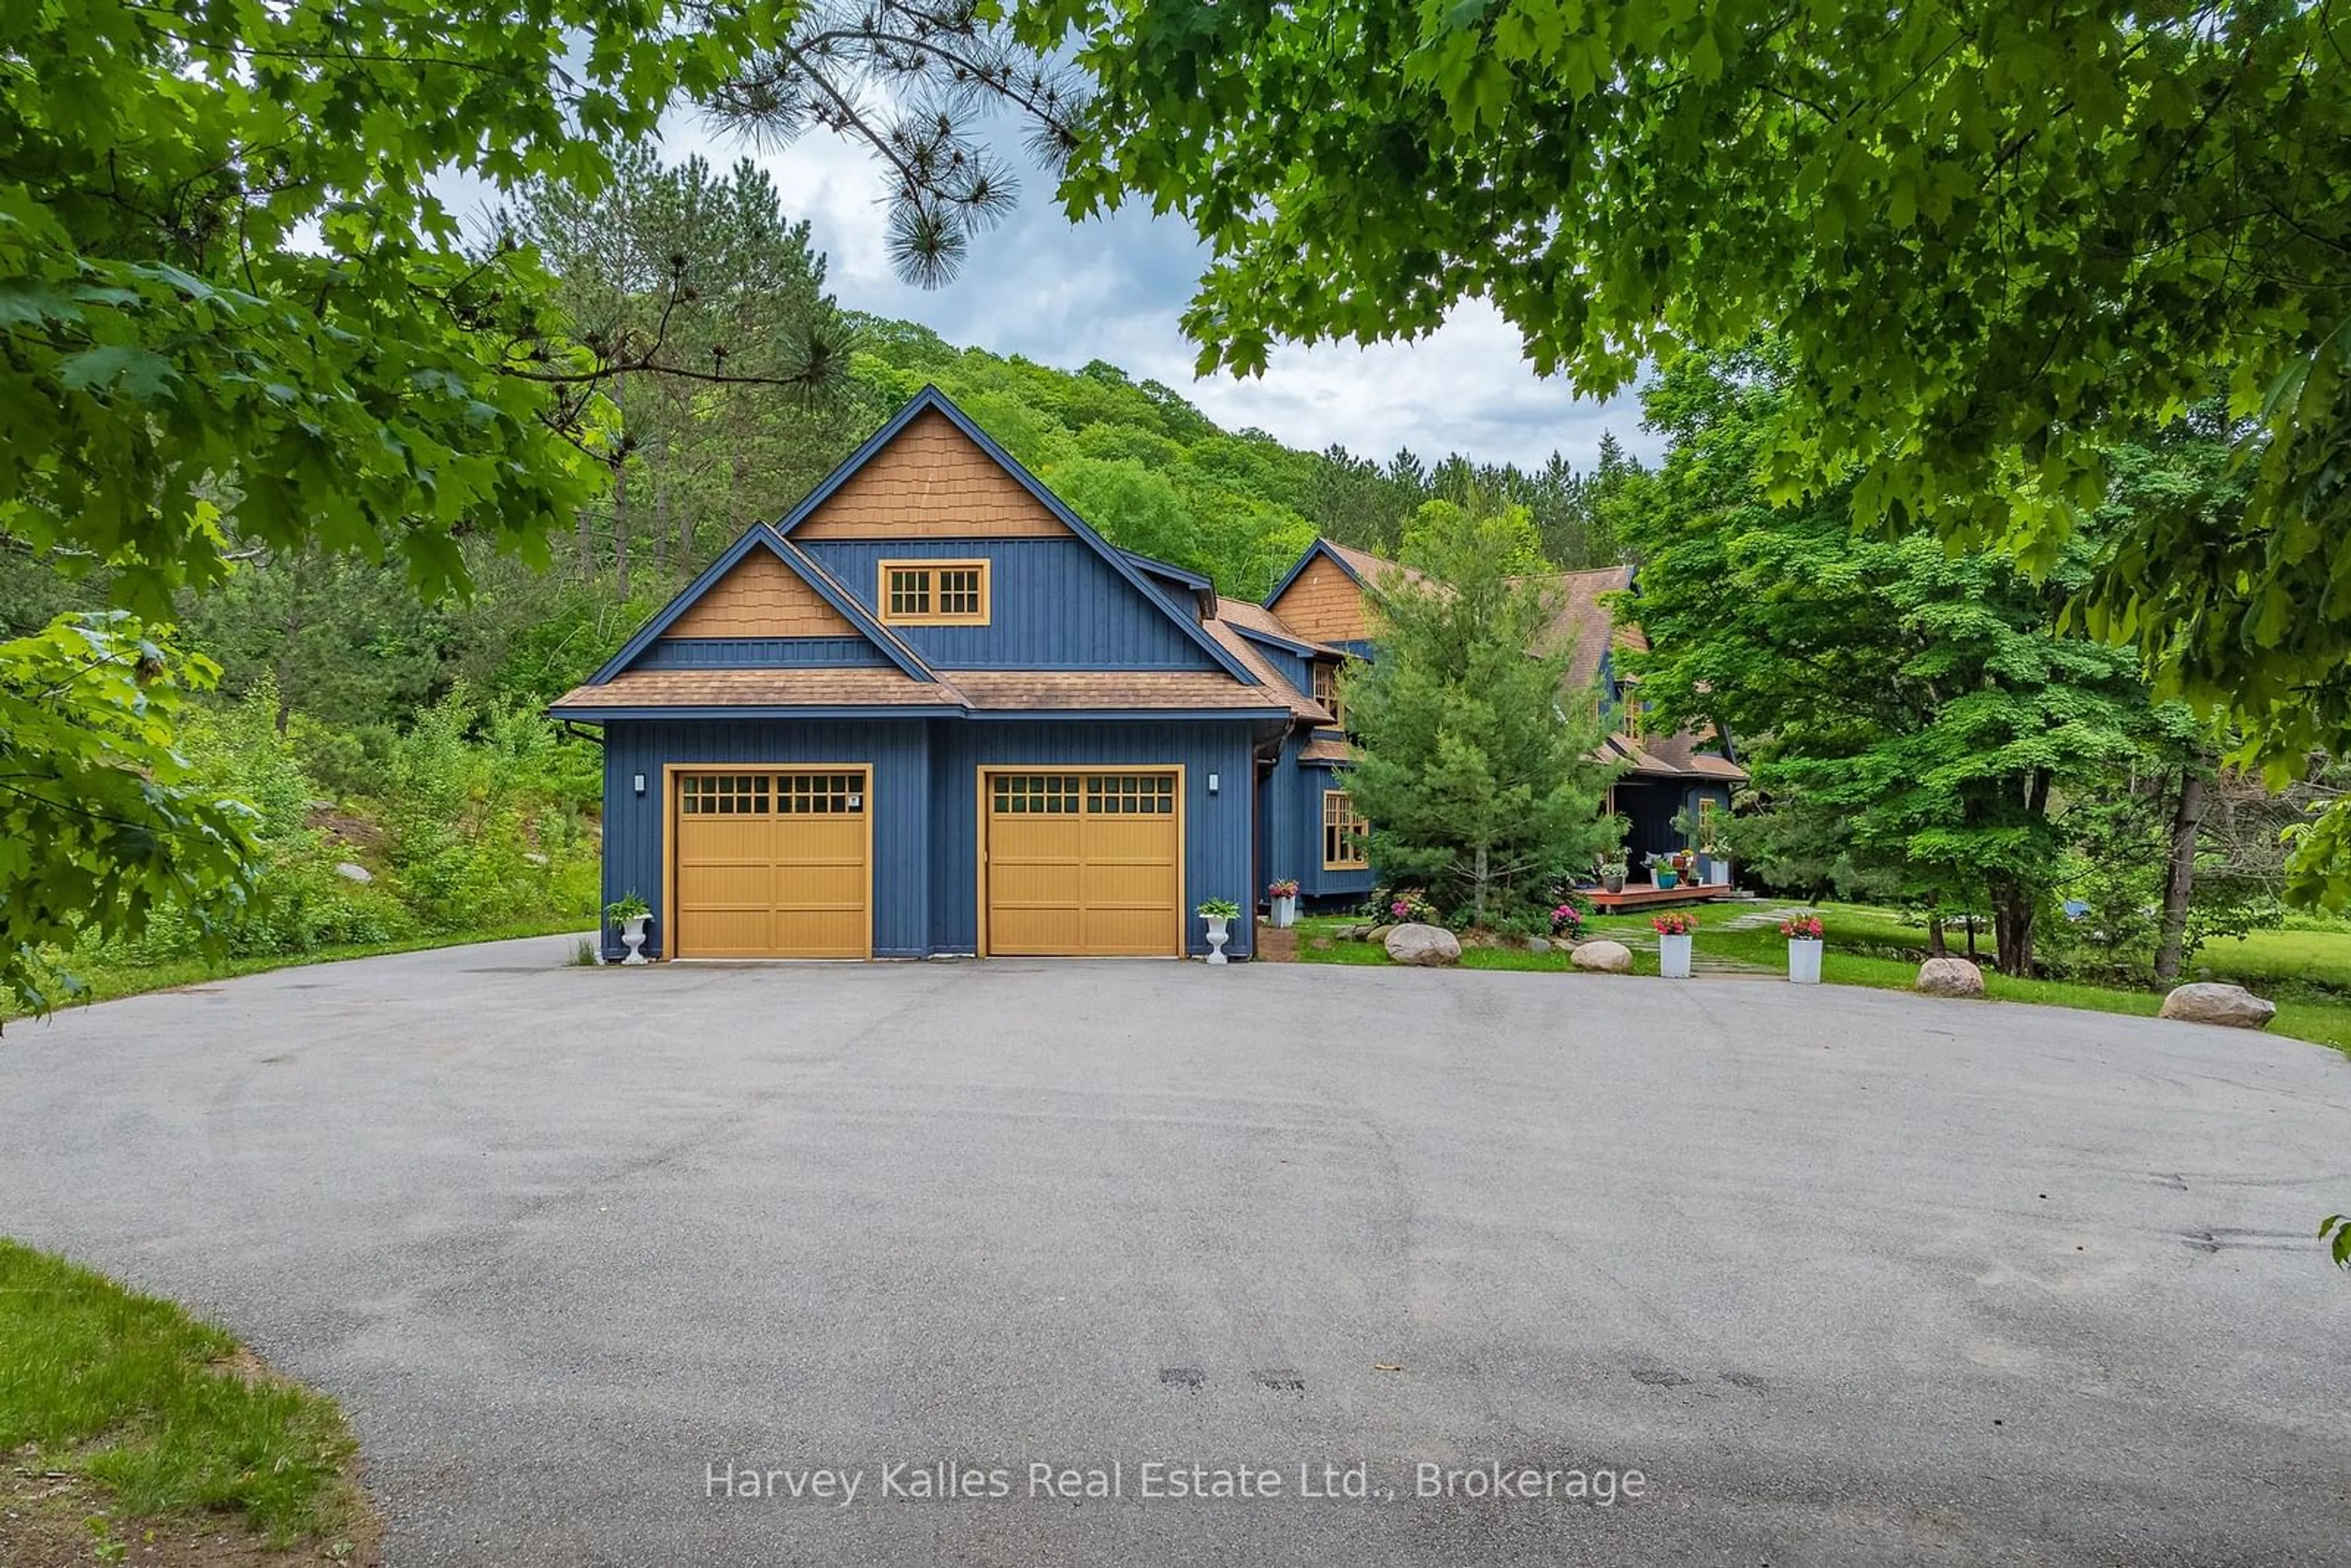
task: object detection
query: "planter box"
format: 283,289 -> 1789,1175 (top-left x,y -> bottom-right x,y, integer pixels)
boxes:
1269,895 -> 1297,928
1788,937 -> 1823,985
1659,932 -> 1693,979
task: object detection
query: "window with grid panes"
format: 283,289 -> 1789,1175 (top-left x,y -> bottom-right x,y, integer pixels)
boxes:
778,773 -> 864,815
879,560 -> 989,624
680,775 -> 770,815
1086,774 -> 1174,814
1323,789 -> 1368,868
991,773 -> 1081,814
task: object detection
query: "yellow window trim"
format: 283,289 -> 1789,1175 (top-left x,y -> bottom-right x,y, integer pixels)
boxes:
878,558 -> 991,625
1322,787 -> 1369,870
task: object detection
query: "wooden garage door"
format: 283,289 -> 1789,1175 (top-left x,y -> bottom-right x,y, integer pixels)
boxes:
672,770 -> 869,958
986,771 -> 1181,956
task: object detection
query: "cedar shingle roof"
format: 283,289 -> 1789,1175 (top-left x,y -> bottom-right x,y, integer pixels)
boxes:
1213,597 -> 1349,658
553,664 -> 1300,715
1323,540 -> 1431,594
551,667 -> 962,711
1534,565 -> 1638,692
940,669 -> 1295,712
1203,615 -> 1331,722
1299,735 -> 1354,765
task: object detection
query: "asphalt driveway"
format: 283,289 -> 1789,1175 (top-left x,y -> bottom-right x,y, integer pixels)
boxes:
3,937 -> 2347,1565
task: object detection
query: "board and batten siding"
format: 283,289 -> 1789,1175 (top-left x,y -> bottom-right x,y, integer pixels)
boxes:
601,716 -> 1259,960
602,719 -> 934,961
797,538 -> 1219,670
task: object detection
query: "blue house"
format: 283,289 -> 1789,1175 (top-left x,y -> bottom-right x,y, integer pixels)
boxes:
1251,539 -> 1747,908
551,387 -> 1324,961
553,387 -> 1742,961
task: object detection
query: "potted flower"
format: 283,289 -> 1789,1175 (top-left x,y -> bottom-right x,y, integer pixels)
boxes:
1267,879 -> 1300,928
1781,912 -> 1824,984
1551,902 -> 1585,943
1197,898 -> 1242,964
1646,852 -> 1681,891
1652,910 -> 1696,978
605,892 -> 653,965
1598,857 -> 1627,895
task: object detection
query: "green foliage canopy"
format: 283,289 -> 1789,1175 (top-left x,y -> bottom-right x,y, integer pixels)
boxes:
1617,353 -> 2168,975
1030,0 -> 2351,896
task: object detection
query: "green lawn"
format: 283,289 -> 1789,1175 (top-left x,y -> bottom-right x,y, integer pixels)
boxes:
0,1240 -> 368,1552
1288,906 -> 2351,1057
2189,926 -> 2351,991
9,913 -> 596,1024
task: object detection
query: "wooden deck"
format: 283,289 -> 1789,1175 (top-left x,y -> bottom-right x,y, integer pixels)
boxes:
1576,882 -> 1736,912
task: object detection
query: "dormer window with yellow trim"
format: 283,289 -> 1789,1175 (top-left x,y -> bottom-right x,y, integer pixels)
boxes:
879,560 -> 991,625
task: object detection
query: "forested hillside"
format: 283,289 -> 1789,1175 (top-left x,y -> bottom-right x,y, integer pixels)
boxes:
0,150 -> 1641,1002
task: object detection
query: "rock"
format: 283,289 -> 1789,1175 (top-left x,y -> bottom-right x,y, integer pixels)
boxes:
1524,936 -> 1552,953
1915,957 -> 1985,997
1570,939 -> 1633,973
1384,923 -> 1461,966
2158,981 -> 2276,1030
1365,924 -> 1396,945
523,851 -> 550,867
334,861 -> 372,885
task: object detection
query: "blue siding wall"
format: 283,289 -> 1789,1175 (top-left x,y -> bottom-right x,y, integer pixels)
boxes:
635,636 -> 887,669
602,716 -> 1259,960
601,719 -> 933,960
797,538 -> 1218,670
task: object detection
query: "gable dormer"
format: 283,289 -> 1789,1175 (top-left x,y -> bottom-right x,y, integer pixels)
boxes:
779,389 -> 1259,679
588,527 -> 935,680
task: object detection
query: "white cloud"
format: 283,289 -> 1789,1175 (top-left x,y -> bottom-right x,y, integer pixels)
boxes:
501,112 -> 1660,472
698,116 -> 1654,472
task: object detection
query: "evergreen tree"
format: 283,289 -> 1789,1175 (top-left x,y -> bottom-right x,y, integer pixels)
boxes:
1343,505 -> 1621,927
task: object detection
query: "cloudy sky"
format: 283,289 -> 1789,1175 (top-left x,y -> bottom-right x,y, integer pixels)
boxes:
643,114 -> 1657,473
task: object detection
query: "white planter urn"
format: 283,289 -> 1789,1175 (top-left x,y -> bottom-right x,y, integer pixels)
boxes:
1204,915 -> 1232,965
1787,937 -> 1823,985
1270,895 -> 1297,929
1658,932 -> 1693,979
618,915 -> 650,965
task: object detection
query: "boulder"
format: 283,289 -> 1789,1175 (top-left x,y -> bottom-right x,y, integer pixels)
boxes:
523,851 -> 550,868
2158,981 -> 2276,1030
1570,939 -> 1633,973
1384,923 -> 1461,966
1915,956 -> 1985,997
1524,936 -> 1553,954
334,861 -> 373,885
1364,924 -> 1396,945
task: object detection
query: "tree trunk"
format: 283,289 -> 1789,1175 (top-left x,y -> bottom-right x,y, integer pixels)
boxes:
576,486 -> 594,576
1990,879 -> 2036,977
651,470 -> 669,576
1471,844 -> 1489,927
1926,914 -> 1948,959
613,462 -> 631,602
1964,915 -> 1978,961
2153,768 -> 2210,983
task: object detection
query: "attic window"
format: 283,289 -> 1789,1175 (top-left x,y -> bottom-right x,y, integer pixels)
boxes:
880,560 -> 990,625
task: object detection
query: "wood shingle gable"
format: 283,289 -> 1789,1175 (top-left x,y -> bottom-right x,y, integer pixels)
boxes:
666,546 -> 861,639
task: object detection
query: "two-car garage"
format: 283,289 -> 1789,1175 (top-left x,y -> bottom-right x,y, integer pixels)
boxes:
665,765 -> 1183,959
